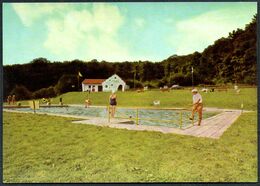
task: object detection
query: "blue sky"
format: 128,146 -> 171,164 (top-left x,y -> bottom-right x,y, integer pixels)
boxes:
3,2 -> 257,65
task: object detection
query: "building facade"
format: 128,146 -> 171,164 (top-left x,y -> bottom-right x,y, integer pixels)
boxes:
82,74 -> 127,92
81,79 -> 105,92
102,74 -> 126,92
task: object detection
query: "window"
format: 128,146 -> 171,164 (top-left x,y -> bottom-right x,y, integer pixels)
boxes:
105,85 -> 108,88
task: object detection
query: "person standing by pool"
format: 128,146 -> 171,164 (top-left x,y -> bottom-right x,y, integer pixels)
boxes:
109,91 -> 117,118
11,94 -> 16,105
189,88 -> 203,126
59,97 -> 63,106
7,95 -> 11,105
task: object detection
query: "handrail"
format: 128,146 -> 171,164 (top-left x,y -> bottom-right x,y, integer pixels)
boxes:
107,105 -> 194,129
131,117 -> 179,123
114,106 -> 192,111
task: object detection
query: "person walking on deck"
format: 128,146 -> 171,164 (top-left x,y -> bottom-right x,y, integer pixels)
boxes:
189,88 -> 203,126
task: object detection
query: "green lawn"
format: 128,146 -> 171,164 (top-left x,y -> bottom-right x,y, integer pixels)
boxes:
3,111 -> 257,182
3,87 -> 257,182
19,88 -> 256,111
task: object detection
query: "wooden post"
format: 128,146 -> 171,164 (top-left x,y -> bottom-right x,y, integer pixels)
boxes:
108,106 -> 111,123
192,66 -> 194,89
136,109 -> 139,125
179,111 -> 182,129
33,100 -> 36,114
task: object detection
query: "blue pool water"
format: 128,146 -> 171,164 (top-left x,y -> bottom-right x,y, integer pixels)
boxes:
6,106 -> 217,128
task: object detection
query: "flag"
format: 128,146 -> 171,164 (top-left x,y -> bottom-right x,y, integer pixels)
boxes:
78,71 -> 83,77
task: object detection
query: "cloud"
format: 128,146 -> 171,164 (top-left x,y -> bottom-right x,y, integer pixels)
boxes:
169,7 -> 257,55
165,18 -> 173,24
12,3 -> 131,62
93,4 -> 124,34
12,3 -> 70,26
43,3 -> 130,62
134,18 -> 145,28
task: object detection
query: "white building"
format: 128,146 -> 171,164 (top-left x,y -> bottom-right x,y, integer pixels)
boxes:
82,74 -> 127,92
81,79 -> 105,92
102,74 -> 126,92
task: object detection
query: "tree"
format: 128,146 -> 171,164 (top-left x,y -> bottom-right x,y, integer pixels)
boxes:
55,75 -> 78,95
3,14 -> 257,97
10,85 -> 32,100
32,86 -> 56,99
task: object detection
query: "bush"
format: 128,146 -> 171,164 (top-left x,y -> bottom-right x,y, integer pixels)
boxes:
243,76 -> 257,85
143,80 -> 159,88
10,85 -> 32,100
168,73 -> 185,86
157,77 -> 168,87
55,74 -> 78,95
33,86 -> 56,99
125,79 -> 143,89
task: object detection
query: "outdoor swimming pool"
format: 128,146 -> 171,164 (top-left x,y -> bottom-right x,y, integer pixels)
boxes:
5,106 -> 219,128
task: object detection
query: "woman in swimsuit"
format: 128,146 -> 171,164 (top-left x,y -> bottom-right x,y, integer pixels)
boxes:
109,91 -> 117,118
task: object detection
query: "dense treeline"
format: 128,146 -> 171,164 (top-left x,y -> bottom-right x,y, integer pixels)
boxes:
3,15 -> 257,100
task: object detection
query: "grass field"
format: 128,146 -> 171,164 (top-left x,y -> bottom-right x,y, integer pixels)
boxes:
25,88 -> 256,111
3,111 -> 257,182
3,87 -> 257,182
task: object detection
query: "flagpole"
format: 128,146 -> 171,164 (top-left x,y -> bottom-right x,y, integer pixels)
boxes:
78,71 -> 83,91
134,70 -> 136,90
77,75 -> 79,91
192,66 -> 194,88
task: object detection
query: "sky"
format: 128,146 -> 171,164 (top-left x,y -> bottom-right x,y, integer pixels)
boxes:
3,2 -> 257,65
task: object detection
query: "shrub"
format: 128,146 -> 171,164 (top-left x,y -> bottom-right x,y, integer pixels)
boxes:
10,85 -> 32,100
125,79 -> 143,89
169,73 -> 186,86
32,86 -> 56,99
143,80 -> 159,88
55,74 -> 78,95
158,78 -> 168,88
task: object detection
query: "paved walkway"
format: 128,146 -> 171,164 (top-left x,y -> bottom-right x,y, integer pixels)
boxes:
72,111 -> 242,139
180,111 -> 241,138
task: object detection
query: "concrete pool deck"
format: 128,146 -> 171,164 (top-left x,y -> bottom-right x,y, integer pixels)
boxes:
72,110 -> 242,139
3,106 -> 247,139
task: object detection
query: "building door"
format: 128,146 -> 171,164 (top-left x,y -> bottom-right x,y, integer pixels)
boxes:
118,85 -> 123,91
98,85 -> 102,91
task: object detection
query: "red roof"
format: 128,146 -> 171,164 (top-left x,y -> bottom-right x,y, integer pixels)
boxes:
82,79 -> 105,84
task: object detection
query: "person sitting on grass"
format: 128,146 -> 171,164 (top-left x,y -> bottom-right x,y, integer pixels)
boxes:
47,98 -> 51,106
189,88 -> 203,126
109,90 -> 117,118
42,98 -> 46,104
